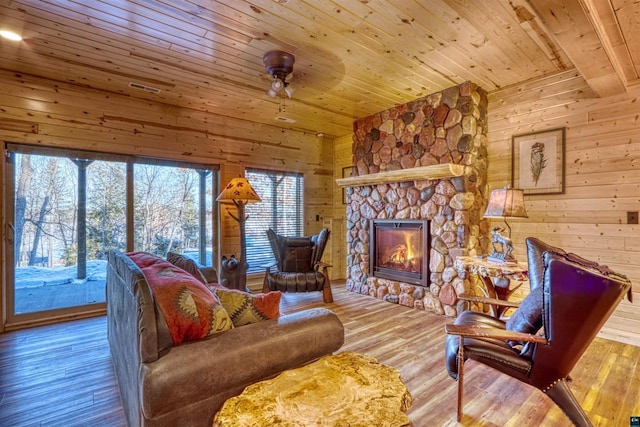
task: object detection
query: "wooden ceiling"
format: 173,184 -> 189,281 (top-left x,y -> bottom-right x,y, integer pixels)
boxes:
1,0 -> 638,138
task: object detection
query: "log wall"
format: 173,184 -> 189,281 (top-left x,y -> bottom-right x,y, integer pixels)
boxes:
487,70 -> 640,346
0,70 -> 333,329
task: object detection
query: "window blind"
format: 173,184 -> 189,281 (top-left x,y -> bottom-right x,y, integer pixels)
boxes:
244,169 -> 304,273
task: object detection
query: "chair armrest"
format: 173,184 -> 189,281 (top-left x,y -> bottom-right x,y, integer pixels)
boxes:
445,324 -> 547,344
260,262 -> 277,269
315,261 -> 332,268
458,293 -> 521,308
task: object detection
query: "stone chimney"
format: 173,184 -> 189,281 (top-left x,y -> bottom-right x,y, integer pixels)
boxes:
345,82 -> 489,317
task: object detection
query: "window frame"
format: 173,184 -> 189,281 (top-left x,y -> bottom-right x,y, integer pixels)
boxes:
3,142 -> 220,328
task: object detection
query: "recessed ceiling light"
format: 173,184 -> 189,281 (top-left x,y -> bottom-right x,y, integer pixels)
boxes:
0,30 -> 23,41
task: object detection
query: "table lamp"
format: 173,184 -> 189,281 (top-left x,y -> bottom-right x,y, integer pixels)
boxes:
483,186 -> 528,263
216,176 -> 261,290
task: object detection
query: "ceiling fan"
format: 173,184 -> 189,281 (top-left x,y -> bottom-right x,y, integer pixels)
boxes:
263,50 -> 295,99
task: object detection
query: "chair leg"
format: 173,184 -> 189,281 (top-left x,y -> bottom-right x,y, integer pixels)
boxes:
545,379 -> 593,427
321,267 -> 333,303
456,338 -> 465,422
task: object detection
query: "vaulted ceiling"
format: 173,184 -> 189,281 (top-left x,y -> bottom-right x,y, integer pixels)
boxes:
1,0 -> 638,138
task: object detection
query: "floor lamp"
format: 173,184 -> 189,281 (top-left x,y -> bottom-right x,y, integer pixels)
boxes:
483,187 -> 528,263
216,177 -> 261,291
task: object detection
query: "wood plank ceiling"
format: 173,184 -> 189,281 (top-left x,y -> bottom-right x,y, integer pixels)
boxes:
0,0 -> 638,138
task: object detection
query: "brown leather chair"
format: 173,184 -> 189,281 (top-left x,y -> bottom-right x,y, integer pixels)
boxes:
262,228 -> 333,303
445,238 -> 632,426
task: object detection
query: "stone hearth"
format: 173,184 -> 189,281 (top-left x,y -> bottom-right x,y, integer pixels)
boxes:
345,82 -> 489,317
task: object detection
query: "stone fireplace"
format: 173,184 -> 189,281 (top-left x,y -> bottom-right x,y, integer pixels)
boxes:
370,219 -> 429,287
343,81 -> 489,317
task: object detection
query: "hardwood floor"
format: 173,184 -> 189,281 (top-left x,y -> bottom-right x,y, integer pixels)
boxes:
1,284 -> 639,426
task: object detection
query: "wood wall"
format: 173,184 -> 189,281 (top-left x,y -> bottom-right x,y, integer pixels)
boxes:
0,70 -> 334,329
328,134 -> 353,280
2,68 -> 639,346
487,70 -> 640,346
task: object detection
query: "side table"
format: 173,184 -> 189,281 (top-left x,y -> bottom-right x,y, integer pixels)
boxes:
213,351 -> 411,426
454,255 -> 528,318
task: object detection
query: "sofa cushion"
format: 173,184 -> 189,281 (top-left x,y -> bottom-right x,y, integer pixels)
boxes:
167,251 -> 207,284
214,288 -> 282,327
283,245 -> 313,272
128,252 -> 233,345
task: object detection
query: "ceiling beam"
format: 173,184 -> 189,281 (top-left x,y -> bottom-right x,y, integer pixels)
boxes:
527,0 -> 627,97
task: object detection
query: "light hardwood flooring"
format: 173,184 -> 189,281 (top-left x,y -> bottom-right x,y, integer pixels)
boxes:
1,284 -> 639,426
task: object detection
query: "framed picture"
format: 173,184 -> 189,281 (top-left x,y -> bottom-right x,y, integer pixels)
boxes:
512,127 -> 565,195
342,166 -> 353,204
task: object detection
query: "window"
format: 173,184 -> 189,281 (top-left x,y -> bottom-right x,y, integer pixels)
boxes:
4,143 -> 218,324
244,169 -> 304,273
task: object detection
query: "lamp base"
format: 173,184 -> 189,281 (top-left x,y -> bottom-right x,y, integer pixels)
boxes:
487,251 -> 518,264
488,227 -> 516,264
220,255 -> 250,293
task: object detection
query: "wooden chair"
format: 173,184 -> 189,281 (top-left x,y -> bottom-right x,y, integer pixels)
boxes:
445,242 -> 632,426
262,228 -> 333,303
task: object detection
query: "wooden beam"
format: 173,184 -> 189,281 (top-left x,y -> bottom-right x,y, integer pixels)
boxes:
335,164 -> 464,188
527,0 -> 627,96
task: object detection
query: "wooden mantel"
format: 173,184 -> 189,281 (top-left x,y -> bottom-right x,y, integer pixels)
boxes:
335,163 -> 464,188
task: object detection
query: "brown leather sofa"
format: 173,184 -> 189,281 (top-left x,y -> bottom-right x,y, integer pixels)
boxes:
106,250 -> 345,427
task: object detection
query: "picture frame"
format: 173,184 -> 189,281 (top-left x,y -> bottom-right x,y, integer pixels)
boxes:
512,127 -> 565,195
342,166 -> 353,204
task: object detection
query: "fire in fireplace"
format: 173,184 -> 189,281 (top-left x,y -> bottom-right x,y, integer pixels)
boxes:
369,219 -> 430,287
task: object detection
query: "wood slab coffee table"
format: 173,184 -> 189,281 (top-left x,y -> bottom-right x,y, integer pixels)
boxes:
213,351 -> 412,427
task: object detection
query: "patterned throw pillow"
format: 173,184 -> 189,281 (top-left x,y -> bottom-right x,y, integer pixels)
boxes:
128,252 -> 233,345
214,288 -> 282,327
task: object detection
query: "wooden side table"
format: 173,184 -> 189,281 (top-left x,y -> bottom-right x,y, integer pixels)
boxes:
454,256 -> 528,317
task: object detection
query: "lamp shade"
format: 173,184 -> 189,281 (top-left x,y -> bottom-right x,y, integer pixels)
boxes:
483,188 -> 528,218
216,177 -> 261,205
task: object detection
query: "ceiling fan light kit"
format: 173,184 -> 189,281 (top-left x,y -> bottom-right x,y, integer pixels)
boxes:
263,50 -> 295,109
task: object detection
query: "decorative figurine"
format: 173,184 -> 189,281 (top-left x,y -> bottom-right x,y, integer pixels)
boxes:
487,226 -> 516,263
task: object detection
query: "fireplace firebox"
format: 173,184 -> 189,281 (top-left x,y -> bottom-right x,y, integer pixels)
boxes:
369,219 -> 430,287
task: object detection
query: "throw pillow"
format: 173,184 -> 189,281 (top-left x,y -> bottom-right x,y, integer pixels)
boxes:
128,252 -> 233,345
214,288 -> 281,327
283,246 -> 313,272
505,285 -> 543,347
167,251 -> 207,284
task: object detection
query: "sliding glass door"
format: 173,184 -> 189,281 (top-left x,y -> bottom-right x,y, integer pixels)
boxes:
4,144 -> 218,328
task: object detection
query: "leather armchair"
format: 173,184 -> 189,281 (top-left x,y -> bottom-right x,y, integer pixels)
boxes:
445,238 -> 632,426
261,228 -> 333,303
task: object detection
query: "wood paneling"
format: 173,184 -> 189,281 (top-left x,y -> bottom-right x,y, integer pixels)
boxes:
1,287 -> 638,426
0,70 -> 334,325
488,71 -> 640,347
330,134 -> 354,280
3,0 -> 639,137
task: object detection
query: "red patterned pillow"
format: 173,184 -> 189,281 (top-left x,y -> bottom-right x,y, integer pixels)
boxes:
214,288 -> 281,327
128,252 -> 233,345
